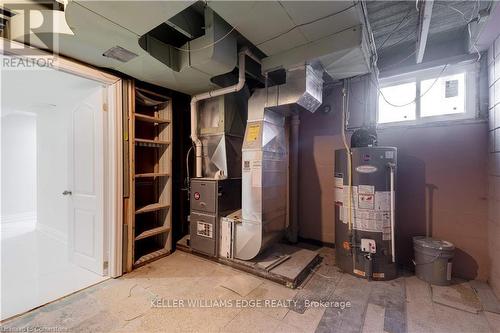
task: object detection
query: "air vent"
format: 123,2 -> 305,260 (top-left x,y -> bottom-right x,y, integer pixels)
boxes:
103,46 -> 138,63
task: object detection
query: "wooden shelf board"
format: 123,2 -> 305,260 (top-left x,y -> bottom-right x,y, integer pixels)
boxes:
135,226 -> 171,241
135,202 -> 170,214
135,172 -> 170,178
134,138 -> 170,146
134,248 -> 170,267
135,113 -> 170,124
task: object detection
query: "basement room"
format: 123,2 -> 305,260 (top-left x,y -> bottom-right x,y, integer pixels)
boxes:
1,0 -> 500,332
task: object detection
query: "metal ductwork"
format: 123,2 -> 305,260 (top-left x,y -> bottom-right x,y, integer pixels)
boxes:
234,65 -> 323,260
139,6 -> 236,76
197,90 -> 249,179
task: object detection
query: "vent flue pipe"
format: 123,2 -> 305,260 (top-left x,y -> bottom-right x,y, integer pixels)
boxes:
190,48 -> 259,177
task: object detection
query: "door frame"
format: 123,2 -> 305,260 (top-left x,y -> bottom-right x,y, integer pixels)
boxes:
1,38 -> 123,277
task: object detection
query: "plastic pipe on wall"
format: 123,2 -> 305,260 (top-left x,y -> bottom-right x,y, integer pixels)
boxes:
190,49 -> 259,177
389,162 -> 396,263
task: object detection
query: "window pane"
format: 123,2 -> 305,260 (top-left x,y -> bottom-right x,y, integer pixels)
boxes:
378,82 -> 416,123
420,72 -> 465,117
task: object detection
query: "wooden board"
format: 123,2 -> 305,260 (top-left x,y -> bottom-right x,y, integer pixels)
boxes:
135,202 -> 170,214
134,138 -> 170,146
135,172 -> 169,178
134,248 -> 170,267
127,84 -> 173,270
219,243 -> 320,289
135,113 -> 170,124
135,226 -> 171,241
431,280 -> 482,314
470,280 -> 500,314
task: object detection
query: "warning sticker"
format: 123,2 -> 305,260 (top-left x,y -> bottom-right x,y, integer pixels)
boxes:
246,123 -> 261,143
445,80 -> 459,98
251,160 -> 262,187
375,192 -> 390,211
243,160 -> 251,172
336,184 -> 392,234
358,185 -> 375,195
197,222 -> 213,238
358,194 -> 375,209
334,177 -> 344,203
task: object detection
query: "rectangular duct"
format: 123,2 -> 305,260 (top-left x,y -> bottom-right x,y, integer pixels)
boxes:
233,65 -> 323,260
198,89 -> 248,179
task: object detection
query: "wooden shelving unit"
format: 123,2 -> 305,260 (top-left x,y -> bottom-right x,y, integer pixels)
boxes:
125,83 -> 173,271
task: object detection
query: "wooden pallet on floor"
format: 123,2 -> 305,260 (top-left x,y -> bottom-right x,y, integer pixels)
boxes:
176,238 -> 320,289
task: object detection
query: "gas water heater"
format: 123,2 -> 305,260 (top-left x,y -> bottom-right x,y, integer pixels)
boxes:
334,147 -> 397,280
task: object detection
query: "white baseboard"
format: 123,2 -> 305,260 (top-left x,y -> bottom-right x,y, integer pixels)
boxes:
36,223 -> 68,244
1,212 -> 36,224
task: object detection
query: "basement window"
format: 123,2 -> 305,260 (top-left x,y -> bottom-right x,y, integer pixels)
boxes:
377,63 -> 477,125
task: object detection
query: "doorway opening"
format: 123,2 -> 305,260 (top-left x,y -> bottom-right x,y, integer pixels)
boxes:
0,57 -> 120,320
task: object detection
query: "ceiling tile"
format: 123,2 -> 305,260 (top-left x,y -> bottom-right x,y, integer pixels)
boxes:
208,1 -> 297,46
297,6 -> 360,41
74,0 -> 195,36
258,28 -> 308,56
279,1 -> 355,25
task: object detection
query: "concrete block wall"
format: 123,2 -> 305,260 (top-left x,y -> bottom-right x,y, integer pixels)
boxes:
488,36 -> 500,298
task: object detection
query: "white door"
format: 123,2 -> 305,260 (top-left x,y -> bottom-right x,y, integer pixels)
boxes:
67,88 -> 105,275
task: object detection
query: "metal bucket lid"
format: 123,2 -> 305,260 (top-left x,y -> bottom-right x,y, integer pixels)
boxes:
413,236 -> 455,251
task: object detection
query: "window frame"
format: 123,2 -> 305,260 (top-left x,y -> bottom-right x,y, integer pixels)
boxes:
376,62 -> 478,127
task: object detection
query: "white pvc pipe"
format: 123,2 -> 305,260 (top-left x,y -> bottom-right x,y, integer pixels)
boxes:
190,50 -> 255,177
389,163 -> 396,263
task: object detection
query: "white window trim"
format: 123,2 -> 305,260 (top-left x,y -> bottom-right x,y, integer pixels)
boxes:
376,61 -> 479,128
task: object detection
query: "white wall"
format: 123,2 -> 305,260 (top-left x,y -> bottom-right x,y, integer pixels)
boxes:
2,66 -> 103,243
36,105 -> 71,242
1,112 -> 37,224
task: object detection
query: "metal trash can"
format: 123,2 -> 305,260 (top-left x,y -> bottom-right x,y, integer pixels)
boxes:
413,236 -> 455,285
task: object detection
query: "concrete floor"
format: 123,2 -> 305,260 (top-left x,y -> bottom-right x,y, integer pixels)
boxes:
1,247 -> 500,333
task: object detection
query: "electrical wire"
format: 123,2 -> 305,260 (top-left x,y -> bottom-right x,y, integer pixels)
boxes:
378,7 -> 414,50
434,2 -> 482,62
371,1 -> 480,109
373,64 -> 448,108
172,2 -> 258,52
385,20 -> 418,48
174,2 -> 357,52
383,49 -> 417,70
255,3 -> 357,47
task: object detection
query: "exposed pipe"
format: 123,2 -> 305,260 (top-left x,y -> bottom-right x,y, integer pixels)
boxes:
190,48 -> 259,177
288,114 -> 300,243
389,162 -> 396,263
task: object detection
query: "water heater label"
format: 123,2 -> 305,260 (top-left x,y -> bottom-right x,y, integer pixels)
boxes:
356,165 -> 378,174
337,185 -> 391,235
334,177 -> 344,204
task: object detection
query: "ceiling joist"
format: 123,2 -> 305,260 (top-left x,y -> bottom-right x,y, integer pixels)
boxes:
415,0 -> 434,63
